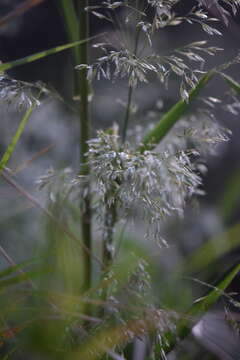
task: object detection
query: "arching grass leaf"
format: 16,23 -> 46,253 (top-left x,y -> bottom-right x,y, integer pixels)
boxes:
139,71 -> 215,152
0,36 -> 97,73
221,73 -> 240,94
163,262 -> 240,353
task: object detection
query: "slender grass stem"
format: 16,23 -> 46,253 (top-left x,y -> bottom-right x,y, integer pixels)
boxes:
122,85 -> 134,143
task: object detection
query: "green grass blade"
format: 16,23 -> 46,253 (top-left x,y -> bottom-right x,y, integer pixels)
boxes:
0,36 -> 97,73
139,71 -> 215,152
221,73 -> 240,93
178,262 -> 240,334
164,262 -> 240,352
58,0 -> 80,64
0,105 -> 34,174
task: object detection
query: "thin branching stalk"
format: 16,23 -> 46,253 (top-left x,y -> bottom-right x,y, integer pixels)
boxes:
101,2 -> 143,314
102,0 -> 142,267
122,0 -> 141,143
122,85 -> 134,144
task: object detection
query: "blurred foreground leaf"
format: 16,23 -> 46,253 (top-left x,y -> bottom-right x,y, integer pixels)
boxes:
184,222 -> 240,273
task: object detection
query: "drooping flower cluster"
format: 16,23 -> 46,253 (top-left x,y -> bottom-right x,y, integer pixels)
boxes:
77,40 -> 222,98
87,129 -> 202,244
